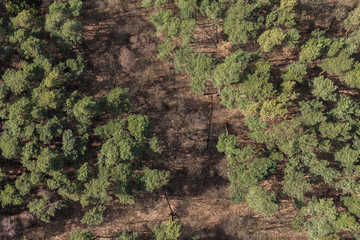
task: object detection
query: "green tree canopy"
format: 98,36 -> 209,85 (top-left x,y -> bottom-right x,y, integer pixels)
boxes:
257,28 -> 286,52
153,217 -> 182,240
224,1 -> 261,44
246,186 -> 279,217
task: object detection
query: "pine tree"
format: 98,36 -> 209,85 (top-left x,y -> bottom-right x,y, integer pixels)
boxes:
81,205 -> 106,225
246,186 -> 279,217
257,28 -> 286,52
153,217 -> 182,240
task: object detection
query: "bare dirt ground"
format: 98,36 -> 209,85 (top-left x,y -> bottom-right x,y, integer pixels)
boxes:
20,0 -> 320,239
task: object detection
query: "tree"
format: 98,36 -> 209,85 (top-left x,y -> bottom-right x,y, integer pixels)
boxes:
60,19 -> 83,44
200,0 -> 224,23
342,196 -> 360,218
77,163 -> 92,182
282,62 -> 307,83
227,153 -> 279,202
11,10 -> 36,29
4,0 -> 42,15
179,19 -> 196,43
45,2 -> 69,34
319,51 -> 354,75
309,160 -> 339,184
20,36 -> 44,58
95,120 -> 126,139
150,10 -> 173,36
224,1 -> 261,44
27,194 -> 64,223
297,100 -> 326,126
0,83 -> 8,101
327,39 -> 346,57
319,122 -> 352,142
15,173 -> 32,196
111,163 -> 135,204
105,88 -> 130,116
343,62 -> 360,89
81,205 -> 106,225
259,119 -> 302,156
80,171 -> 111,206
9,28 -> 27,44
0,132 -> 20,159
69,230 -> 93,240
328,95 -> 357,120
68,0 -> 84,17
149,137 -> 162,154
245,116 -> 268,143
128,115 -> 152,142
217,133 -> 255,167
99,136 -> 139,166
153,217 -> 182,240
246,186 -> 279,217
174,0 -> 196,10
285,28 -> 300,48
2,69 -> 29,95
32,85 -> 63,110
334,146 -> 359,174
21,141 -> 39,171
343,6 -> 360,45
174,44 -> 191,72
282,166 -> 312,202
185,53 -> 215,94
280,0 -> 298,11
212,50 -> 254,89
141,167 -> 170,192
116,231 -> 139,240
0,184 -> 23,208
166,17 -> 181,39
36,117 -> 63,144
311,76 -> 337,101
46,171 -> 71,191
334,212 -> 359,232
299,37 -> 331,62
72,97 -> 99,125
36,148 -> 63,173
65,56 -> 85,81
62,129 -> 78,163
237,61 -> 274,103
45,1 -> 83,44
335,177 -> 359,195
157,39 -> 175,60
260,99 -> 287,119
257,28 -> 286,52
0,168 -> 4,182
142,0 -> 167,9
298,197 -> 359,240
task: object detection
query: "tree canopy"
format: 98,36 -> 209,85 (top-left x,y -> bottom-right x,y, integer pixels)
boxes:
0,0 -> 169,229
145,0 -> 360,238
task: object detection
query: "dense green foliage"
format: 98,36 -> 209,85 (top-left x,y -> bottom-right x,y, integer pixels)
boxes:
246,186 -> 279,217
69,229 -> 94,240
149,0 -> 300,114
149,0 -> 360,239
0,0 -> 169,228
116,231 -> 139,240
4,0 -> 42,15
153,217 -> 182,240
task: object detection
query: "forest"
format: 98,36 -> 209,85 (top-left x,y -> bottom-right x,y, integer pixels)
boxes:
0,0 -> 360,239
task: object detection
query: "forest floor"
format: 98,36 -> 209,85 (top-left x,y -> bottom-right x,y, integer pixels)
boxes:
19,0 -> 323,239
